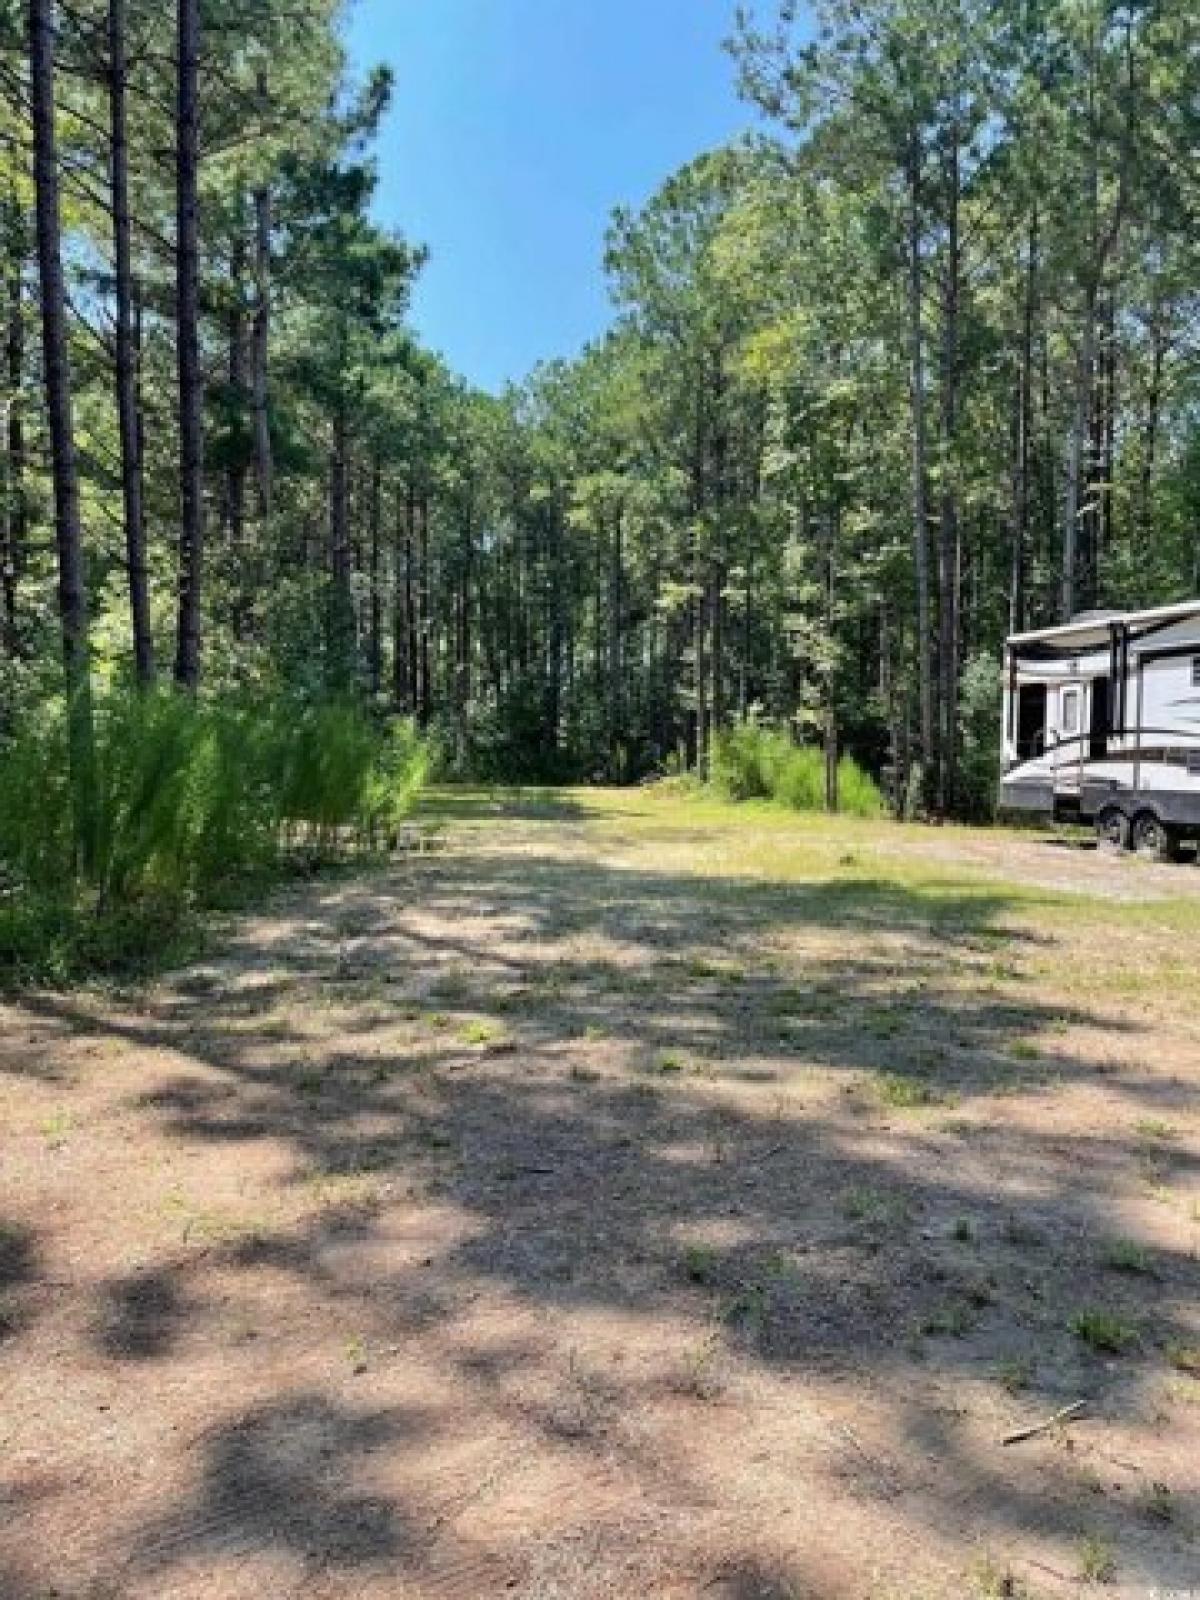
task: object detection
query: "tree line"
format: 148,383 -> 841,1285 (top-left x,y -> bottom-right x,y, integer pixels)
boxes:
2,0 -> 1198,827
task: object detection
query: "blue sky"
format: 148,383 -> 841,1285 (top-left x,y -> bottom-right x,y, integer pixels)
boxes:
343,0 -> 756,391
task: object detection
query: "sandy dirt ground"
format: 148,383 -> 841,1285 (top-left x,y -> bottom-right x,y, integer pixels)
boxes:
1,790 -> 1198,1599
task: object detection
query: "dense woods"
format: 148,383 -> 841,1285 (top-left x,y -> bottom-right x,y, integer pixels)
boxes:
1,0 -> 1199,851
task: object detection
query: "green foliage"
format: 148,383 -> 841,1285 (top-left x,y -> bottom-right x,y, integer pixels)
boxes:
957,654 -> 1002,823
711,723 -> 883,818
1071,1309 -> 1138,1354
0,687 -> 429,983
836,755 -> 885,820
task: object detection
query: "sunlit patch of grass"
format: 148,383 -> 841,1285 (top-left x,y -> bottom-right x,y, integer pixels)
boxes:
668,1335 -> 727,1401
875,1071 -> 944,1109
1134,1118 -> 1178,1142
1165,1342 -> 1200,1377
968,1549 -> 1028,1598
39,1108 -> 76,1148
458,1018 -> 512,1049
1075,1533 -> 1116,1585
652,1050 -> 687,1075
303,1171 -> 383,1212
157,1188 -> 273,1247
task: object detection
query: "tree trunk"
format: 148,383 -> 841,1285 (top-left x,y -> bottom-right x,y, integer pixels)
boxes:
906,127 -> 935,804
823,508 -> 838,813
1098,289 -> 1117,581
936,112 -> 962,816
1009,210 -> 1036,637
880,603 -> 904,818
710,561 -> 724,748
417,490 -> 431,723
30,0 -> 96,864
1061,282 -> 1096,622
109,0 -> 154,684
390,481 -> 411,710
695,582 -> 708,779
456,505 -> 472,747
173,0 -> 204,688
2,196 -> 27,659
327,398 -> 354,686
225,228 -> 247,548
545,500 -> 564,755
740,556 -> 752,720
405,482 -> 419,711
368,453 -> 382,696
251,181 -> 272,520
1138,304 -> 1164,563
608,507 -> 623,778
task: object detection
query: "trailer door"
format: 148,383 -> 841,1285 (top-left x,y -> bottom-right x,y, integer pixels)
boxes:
1053,682 -> 1084,794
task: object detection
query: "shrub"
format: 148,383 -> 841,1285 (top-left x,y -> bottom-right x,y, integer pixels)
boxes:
0,687 -> 429,983
710,723 -> 884,817
837,754 -> 884,818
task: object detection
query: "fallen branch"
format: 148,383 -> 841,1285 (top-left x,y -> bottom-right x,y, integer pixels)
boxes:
1000,1400 -> 1086,1446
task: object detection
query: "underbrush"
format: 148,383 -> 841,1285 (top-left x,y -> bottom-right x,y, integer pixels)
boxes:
0,688 -> 429,986
710,724 -> 883,818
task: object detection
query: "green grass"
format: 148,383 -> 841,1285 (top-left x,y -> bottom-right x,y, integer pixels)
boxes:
1076,1534 -> 1116,1584
1165,1342 -> 1200,1377
876,1071 -> 944,1109
1071,1309 -> 1138,1354
1134,1118 -> 1179,1142
458,1019 -> 509,1047
1101,1238 -> 1152,1275
681,1244 -> 718,1285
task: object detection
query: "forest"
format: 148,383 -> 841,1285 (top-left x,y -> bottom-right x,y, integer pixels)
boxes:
1,0 -> 1199,957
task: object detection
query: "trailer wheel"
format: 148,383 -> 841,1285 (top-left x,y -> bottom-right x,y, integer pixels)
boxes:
1095,807 -> 1130,854
1131,811 -> 1179,863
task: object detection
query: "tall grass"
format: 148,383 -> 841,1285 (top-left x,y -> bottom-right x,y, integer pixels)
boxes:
710,723 -> 883,819
0,688 -> 429,982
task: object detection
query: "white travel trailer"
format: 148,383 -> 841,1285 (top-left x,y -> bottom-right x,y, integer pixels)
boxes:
1000,600 -> 1200,859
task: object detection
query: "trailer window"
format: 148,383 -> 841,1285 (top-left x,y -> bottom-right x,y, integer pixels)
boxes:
1192,655 -> 1200,688
1060,687 -> 1081,739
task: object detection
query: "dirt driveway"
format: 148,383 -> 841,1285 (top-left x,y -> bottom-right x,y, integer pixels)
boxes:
2,790 -> 1198,1598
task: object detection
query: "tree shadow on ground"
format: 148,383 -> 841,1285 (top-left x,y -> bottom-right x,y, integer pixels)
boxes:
6,830 -> 1199,1596
0,1220 -> 40,1346
134,1394 -> 421,1576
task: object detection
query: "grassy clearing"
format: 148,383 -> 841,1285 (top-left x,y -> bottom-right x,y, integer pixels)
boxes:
3,783 -> 1198,1600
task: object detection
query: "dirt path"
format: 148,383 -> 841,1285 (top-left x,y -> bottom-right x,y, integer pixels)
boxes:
2,792 -> 1197,1599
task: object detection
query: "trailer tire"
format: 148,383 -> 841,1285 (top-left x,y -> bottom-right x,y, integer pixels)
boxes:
1131,811 -> 1179,863
1095,807 -> 1130,854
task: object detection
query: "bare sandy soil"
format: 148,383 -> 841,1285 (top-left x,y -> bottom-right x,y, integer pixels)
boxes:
2,789 -> 1198,1599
